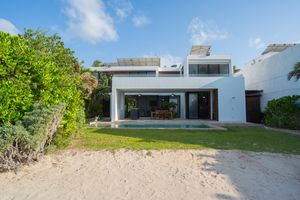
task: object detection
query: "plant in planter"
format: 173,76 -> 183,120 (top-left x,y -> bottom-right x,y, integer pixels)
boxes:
161,101 -> 177,112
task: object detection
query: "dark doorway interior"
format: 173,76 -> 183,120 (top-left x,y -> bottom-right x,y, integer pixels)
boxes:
186,91 -> 211,119
212,89 -> 218,121
245,90 -> 263,123
126,95 -> 180,118
198,92 -> 210,119
102,98 -> 110,117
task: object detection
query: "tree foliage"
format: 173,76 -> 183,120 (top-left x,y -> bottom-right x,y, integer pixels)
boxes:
0,30 -> 97,147
85,62 -> 112,118
92,60 -> 105,67
0,31 -> 48,123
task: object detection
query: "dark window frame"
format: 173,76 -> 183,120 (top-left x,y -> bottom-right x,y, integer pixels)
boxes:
188,64 -> 229,75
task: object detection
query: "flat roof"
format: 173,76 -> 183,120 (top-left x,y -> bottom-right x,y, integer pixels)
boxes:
90,66 -> 158,72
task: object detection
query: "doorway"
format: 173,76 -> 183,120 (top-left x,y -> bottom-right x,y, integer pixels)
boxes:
186,91 -> 211,119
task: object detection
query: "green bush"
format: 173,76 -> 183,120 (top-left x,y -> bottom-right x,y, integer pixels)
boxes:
264,95 -> 300,129
85,70 -> 111,119
0,124 -> 31,158
0,103 -> 65,172
0,30 -> 97,147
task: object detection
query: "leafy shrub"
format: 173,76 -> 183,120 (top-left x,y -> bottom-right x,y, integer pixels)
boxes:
264,95 -> 300,129
85,71 -> 112,119
0,32 -> 38,123
0,30 -> 97,147
0,103 -> 65,172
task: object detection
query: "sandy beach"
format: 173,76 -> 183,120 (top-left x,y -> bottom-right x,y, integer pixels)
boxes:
0,149 -> 299,200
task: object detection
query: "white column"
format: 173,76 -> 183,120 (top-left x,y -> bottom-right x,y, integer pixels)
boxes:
112,90 -> 125,121
184,60 -> 189,77
111,88 -> 118,121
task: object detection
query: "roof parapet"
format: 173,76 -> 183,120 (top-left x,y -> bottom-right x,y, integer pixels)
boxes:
261,44 -> 297,55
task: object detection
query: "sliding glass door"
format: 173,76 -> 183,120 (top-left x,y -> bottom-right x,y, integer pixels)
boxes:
188,93 -> 199,119
187,92 -> 211,119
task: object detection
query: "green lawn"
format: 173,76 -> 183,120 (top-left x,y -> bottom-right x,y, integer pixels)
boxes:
74,127 -> 300,154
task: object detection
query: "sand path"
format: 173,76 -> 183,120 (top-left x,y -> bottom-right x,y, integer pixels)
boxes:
0,150 -> 299,200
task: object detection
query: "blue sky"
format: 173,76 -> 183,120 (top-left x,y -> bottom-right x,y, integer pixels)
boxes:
0,0 -> 300,68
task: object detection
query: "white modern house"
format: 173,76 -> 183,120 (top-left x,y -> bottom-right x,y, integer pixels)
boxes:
241,44 -> 300,111
91,46 -> 246,123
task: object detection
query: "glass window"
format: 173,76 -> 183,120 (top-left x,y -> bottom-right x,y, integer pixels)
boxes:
188,93 -> 198,119
188,63 -> 229,75
199,64 -> 208,74
146,72 -> 155,77
189,64 -> 198,74
209,64 -> 219,74
128,71 -> 155,77
219,64 -> 229,74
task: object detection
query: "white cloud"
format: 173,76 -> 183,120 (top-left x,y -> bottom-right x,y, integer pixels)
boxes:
249,37 -> 265,49
132,15 -> 150,27
160,54 -> 183,67
0,18 -> 19,35
64,0 -> 118,44
144,53 -> 183,67
108,0 -> 133,20
187,18 -> 229,44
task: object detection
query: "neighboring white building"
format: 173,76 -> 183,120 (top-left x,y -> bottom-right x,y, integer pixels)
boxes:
91,45 -> 246,122
241,44 -> 300,110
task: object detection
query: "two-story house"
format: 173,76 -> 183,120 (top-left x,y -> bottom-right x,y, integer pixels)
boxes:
91,45 -> 246,122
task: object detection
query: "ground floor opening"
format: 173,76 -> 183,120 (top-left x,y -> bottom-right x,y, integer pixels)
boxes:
125,94 -> 181,118
114,90 -> 219,121
186,90 -> 218,120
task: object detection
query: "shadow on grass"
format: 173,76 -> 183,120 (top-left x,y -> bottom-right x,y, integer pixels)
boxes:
83,127 -> 300,154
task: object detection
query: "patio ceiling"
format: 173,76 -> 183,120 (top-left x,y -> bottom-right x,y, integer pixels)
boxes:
121,88 -> 214,93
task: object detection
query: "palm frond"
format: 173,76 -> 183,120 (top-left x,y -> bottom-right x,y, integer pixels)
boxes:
288,62 -> 300,81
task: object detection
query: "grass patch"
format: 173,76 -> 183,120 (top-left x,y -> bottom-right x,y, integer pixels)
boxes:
74,127 -> 300,154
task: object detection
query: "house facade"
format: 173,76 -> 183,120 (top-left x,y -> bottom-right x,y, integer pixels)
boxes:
241,44 -> 300,111
91,46 -> 246,122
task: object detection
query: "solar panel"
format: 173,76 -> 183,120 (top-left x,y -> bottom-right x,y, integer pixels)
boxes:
190,45 -> 211,56
117,57 -> 160,66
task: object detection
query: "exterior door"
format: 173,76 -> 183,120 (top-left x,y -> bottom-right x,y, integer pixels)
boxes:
186,92 -> 210,119
198,92 -> 210,119
188,93 -> 198,119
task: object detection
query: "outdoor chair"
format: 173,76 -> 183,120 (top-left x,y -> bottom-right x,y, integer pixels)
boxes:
164,111 -> 173,119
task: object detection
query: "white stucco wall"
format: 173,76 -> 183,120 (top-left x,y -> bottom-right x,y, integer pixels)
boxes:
241,44 -> 300,110
111,76 -> 246,122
